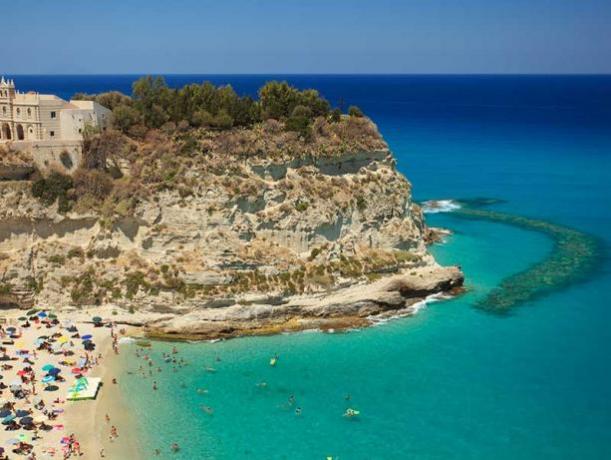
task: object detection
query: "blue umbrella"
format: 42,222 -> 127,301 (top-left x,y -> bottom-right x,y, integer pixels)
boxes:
48,368 -> 61,376
0,410 -> 11,418
2,415 -> 15,424
81,334 -> 93,340
41,376 -> 55,384
15,410 -> 29,418
19,416 -> 33,425
42,364 -> 54,372
37,312 -> 47,318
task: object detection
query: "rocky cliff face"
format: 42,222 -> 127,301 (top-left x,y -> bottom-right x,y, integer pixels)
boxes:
0,118 -> 462,338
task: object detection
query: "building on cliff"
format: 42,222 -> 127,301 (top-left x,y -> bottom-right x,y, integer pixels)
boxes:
0,77 -> 112,143
0,77 -> 112,172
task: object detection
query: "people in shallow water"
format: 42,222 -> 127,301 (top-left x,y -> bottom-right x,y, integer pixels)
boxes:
288,394 -> 296,406
343,408 -> 360,418
171,442 -> 180,452
295,407 -> 302,416
201,405 -> 214,415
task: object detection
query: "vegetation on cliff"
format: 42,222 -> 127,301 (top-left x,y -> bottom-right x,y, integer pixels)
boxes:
73,76 -> 364,139
32,77 -> 383,218
0,77 -> 446,312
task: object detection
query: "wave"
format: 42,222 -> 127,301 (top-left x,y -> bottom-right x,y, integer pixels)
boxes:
422,199 -> 461,214
368,292 -> 451,326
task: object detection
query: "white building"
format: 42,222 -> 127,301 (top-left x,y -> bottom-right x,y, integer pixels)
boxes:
0,77 -> 112,143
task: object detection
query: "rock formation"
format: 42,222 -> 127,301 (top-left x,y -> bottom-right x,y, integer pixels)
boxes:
0,116 -> 463,338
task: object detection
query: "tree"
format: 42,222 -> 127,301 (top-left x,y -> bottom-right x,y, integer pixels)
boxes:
112,104 -> 140,132
258,81 -> 300,120
348,105 -> 364,117
285,105 -> 312,140
132,76 -> 172,128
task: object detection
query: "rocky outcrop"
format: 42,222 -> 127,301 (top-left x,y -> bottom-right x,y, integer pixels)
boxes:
0,119 -> 463,337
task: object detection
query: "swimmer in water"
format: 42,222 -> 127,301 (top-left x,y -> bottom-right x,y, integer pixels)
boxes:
201,405 -> 214,415
295,407 -> 302,416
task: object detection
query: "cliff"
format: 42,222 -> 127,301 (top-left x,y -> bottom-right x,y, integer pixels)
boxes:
0,116 -> 463,338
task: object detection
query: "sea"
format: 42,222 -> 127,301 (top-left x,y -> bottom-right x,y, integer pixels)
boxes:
8,75 -> 611,459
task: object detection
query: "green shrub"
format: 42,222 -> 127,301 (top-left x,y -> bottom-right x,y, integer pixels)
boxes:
295,200 -> 309,212
31,172 -> 74,210
348,106 -> 364,117
48,255 -> 66,266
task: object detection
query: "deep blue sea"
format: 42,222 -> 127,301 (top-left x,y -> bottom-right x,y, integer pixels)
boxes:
9,75 -> 611,459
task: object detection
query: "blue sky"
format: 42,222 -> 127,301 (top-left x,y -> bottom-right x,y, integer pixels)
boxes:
4,0 -> 611,74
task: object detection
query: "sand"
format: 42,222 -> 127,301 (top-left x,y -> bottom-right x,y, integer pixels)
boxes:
0,309 -> 140,459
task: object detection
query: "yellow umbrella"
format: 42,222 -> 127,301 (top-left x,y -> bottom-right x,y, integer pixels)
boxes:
58,336 -> 68,344
14,340 -> 26,349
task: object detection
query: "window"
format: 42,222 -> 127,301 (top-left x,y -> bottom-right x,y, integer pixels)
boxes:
2,106 -> 5,115
27,108 -> 31,118
50,131 -> 55,137
16,108 -> 20,117
50,111 -> 56,119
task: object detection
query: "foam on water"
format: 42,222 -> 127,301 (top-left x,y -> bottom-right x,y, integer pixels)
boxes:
421,199 -> 461,213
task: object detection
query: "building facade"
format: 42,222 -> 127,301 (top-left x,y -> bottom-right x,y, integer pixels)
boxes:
0,77 -> 112,143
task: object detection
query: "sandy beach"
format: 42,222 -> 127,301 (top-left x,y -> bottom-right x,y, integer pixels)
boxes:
0,308 -> 140,459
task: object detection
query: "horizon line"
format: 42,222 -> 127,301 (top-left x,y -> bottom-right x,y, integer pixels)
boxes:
3,72 -> 611,77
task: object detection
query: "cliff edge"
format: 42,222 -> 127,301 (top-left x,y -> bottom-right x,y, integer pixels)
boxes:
0,79 -> 463,338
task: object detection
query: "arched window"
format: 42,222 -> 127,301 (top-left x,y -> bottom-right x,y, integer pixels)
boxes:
16,108 -> 20,117
27,108 -> 32,118
2,106 -> 6,116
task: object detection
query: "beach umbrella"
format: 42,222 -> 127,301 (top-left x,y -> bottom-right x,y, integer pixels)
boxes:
26,309 -> 38,315
19,416 -> 33,426
92,316 -> 102,323
48,368 -> 61,376
0,410 -> 11,418
81,334 -> 93,340
37,312 -> 47,318
18,316 -> 27,321
16,370 -> 27,376
41,364 -> 54,372
2,415 -> 15,424
6,327 -> 15,332
41,375 -> 55,384
44,385 -> 59,392
58,336 -> 69,344
17,433 -> 29,442
48,313 -> 58,319
5,438 -> 18,445
15,410 -> 29,418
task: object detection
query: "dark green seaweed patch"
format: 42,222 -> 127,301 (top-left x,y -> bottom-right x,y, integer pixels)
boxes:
453,208 -> 600,313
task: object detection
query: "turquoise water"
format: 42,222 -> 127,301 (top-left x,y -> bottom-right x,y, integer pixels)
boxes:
46,75 -> 607,459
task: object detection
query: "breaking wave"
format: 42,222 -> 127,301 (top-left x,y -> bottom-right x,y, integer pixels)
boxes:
422,199 -> 461,213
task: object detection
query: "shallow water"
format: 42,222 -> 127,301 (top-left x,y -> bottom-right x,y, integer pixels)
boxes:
13,75 -> 611,459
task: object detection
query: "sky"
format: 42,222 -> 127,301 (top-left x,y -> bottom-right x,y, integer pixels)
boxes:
3,0 -> 611,74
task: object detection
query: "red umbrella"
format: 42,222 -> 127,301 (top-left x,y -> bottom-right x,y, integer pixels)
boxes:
71,368 -> 82,374
17,370 -> 27,376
